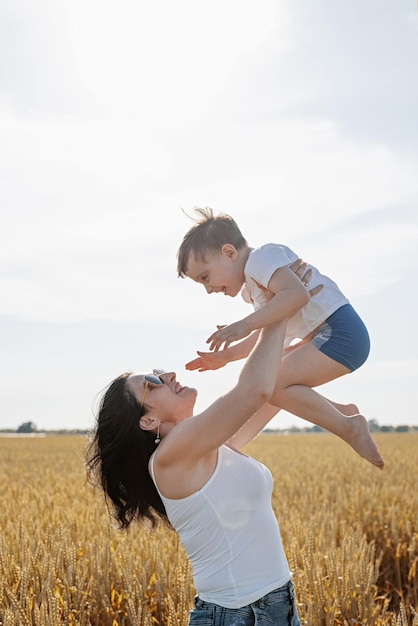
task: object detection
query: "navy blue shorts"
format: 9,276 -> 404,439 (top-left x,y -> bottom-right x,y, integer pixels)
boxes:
310,304 -> 370,372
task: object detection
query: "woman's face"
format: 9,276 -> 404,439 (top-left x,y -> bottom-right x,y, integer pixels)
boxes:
127,370 -> 197,421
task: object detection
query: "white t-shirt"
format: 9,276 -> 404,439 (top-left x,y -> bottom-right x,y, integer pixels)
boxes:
150,445 -> 291,608
241,244 -> 349,347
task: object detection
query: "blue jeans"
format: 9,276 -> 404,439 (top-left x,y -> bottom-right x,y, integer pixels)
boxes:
188,580 -> 300,625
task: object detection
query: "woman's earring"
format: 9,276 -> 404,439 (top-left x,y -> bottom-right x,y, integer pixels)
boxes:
155,423 -> 160,445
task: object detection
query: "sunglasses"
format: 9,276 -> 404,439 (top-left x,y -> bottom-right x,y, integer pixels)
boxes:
140,369 -> 166,406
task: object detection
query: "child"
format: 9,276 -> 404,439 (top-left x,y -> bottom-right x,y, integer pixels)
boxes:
177,207 -> 384,468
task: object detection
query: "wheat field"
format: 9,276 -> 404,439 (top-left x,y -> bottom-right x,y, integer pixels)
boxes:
0,433 -> 417,626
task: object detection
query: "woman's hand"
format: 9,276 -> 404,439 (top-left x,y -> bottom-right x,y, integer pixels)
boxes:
290,258 -> 323,297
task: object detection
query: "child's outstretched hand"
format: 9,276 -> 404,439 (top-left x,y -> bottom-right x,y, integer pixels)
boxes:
185,350 -> 229,372
206,320 -> 251,352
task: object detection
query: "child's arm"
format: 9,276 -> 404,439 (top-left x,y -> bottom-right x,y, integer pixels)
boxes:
207,266 -> 309,352
186,261 -> 321,371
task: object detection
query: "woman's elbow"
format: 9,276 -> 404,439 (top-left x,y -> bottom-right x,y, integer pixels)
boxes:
251,386 -> 273,407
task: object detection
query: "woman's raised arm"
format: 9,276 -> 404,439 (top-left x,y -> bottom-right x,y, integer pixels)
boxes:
160,319 -> 288,464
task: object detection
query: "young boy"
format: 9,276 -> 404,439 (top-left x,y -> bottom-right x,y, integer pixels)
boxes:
177,207 -> 384,468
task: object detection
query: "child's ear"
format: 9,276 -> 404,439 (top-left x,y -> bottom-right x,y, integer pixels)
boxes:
221,244 -> 238,259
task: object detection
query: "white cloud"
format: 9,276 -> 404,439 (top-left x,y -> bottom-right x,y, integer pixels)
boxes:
63,0 -> 284,120
0,0 -> 417,429
1,102 -> 417,325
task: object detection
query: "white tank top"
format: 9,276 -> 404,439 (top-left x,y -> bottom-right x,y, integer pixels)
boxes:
150,445 -> 291,608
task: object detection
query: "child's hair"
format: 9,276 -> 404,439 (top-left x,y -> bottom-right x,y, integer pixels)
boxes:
177,207 -> 247,278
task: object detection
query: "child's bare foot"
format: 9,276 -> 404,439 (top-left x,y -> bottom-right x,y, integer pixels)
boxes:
343,414 -> 384,469
339,403 -> 360,417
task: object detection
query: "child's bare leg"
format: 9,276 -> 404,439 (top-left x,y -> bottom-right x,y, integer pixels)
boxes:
322,397 -> 359,417
273,385 -> 384,468
271,343 -> 384,468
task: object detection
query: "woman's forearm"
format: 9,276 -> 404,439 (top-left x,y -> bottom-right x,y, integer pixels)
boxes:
224,332 -> 260,361
236,320 -> 287,408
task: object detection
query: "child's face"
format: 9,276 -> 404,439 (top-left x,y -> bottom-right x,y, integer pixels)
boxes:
185,246 -> 244,297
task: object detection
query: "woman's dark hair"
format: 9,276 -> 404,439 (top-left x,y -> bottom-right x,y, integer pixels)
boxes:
86,372 -> 170,530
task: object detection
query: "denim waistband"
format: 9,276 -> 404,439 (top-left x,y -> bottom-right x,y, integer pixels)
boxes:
195,578 -> 294,610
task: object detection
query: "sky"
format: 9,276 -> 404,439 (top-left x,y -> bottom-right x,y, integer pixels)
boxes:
1,0 -> 417,432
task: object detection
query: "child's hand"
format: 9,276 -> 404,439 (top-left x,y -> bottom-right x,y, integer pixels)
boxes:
206,321 -> 251,352
185,350 -> 229,372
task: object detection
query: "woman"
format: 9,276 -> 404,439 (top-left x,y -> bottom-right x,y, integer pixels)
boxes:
87,319 -> 301,625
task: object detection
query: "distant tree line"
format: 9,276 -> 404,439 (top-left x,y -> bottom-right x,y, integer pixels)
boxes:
0,420 -> 416,436
366,419 -> 416,433
16,421 -> 38,433
265,420 -> 418,434
0,421 -> 89,435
